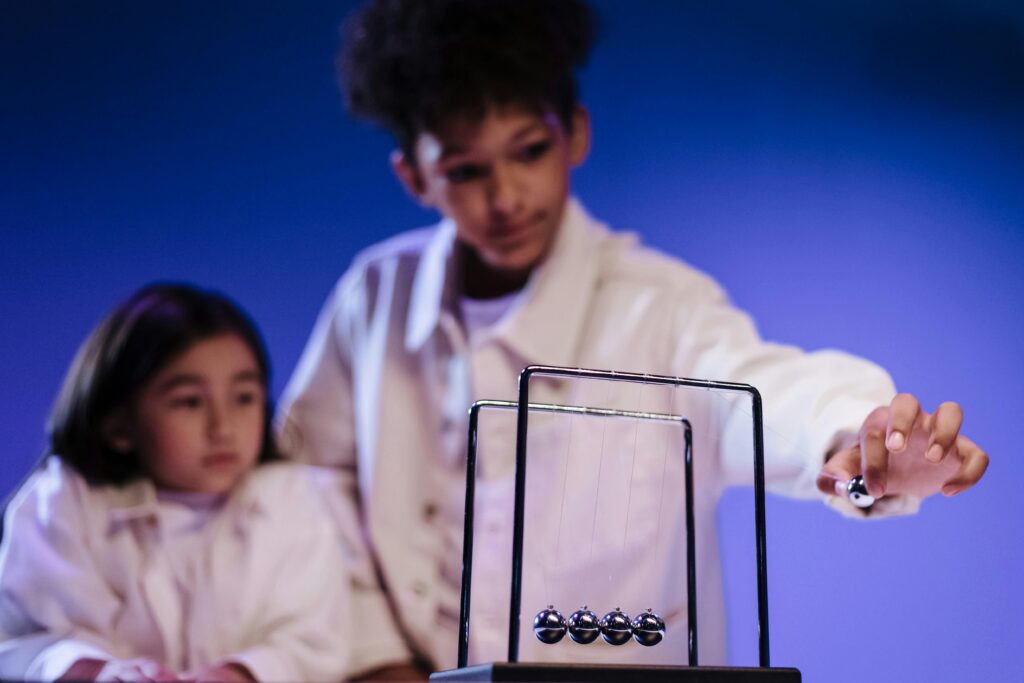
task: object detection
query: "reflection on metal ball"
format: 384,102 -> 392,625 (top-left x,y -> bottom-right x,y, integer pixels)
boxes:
533,605 -> 567,644
598,608 -> 632,645
847,475 -> 875,509
631,608 -> 666,646
567,605 -> 600,644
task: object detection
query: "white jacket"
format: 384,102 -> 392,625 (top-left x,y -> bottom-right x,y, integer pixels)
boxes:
0,459 -> 350,682
279,198 -> 908,671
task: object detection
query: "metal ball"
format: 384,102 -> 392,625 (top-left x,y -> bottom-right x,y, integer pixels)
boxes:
847,475 -> 875,509
533,605 -> 567,644
631,609 -> 666,646
567,605 -> 600,644
598,608 -> 632,646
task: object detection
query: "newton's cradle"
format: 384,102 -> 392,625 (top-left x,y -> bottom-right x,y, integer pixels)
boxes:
430,365 -> 803,682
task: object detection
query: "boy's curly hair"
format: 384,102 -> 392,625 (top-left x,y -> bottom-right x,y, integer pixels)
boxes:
339,0 -> 597,154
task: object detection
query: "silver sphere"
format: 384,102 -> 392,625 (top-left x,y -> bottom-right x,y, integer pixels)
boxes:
847,475 -> 875,509
631,609 -> 666,646
567,605 -> 600,644
598,608 -> 632,646
533,605 -> 567,644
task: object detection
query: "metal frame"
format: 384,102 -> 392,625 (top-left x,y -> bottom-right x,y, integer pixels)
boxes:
456,365 -> 771,670
458,399 -> 693,668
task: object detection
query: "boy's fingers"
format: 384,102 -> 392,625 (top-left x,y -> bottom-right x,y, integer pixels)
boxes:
885,393 -> 920,452
942,436 -> 989,495
817,448 -> 855,496
860,409 -> 889,497
926,401 -> 963,462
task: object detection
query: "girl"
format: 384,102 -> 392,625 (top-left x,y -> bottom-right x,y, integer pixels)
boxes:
0,284 -> 349,682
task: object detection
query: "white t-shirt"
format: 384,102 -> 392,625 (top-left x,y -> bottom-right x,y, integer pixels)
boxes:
460,291 -> 521,343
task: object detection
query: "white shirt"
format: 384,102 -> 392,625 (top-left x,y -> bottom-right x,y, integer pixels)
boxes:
278,198 -> 910,672
0,459 -> 350,683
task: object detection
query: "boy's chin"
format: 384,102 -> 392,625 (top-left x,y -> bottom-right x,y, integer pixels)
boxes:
483,245 -> 550,276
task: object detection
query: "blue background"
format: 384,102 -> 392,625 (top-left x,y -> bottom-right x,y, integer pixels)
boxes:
2,1 -> 1021,680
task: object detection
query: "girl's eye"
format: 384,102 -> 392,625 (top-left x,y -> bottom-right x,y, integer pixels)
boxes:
517,140 -> 552,162
170,395 -> 203,409
235,390 -> 261,406
445,163 -> 486,184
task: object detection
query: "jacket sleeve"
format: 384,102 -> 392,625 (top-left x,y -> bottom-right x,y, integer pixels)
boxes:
0,459 -> 122,681
672,277 -> 919,518
219,467 -> 348,683
276,276 -> 413,677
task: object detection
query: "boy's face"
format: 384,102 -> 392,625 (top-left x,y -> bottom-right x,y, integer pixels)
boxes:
394,104 -> 590,277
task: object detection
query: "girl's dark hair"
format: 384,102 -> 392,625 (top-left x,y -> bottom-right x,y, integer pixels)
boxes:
339,0 -> 598,155
47,283 -> 282,486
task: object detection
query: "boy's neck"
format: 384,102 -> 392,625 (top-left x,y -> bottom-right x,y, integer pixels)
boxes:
456,242 -> 534,300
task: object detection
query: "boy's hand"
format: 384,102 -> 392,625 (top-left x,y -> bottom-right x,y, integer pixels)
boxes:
817,393 -> 989,502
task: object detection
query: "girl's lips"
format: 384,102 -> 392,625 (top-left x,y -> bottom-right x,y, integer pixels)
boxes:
202,452 -> 240,467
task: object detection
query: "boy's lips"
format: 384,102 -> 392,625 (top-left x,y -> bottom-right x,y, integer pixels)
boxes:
489,214 -> 540,242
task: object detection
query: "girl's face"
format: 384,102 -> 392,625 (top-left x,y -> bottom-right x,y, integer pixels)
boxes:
116,333 -> 266,494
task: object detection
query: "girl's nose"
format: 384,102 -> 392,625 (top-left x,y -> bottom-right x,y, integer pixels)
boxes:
207,401 -> 234,441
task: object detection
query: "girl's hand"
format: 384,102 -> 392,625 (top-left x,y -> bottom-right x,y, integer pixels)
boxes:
82,658 -> 179,682
186,663 -> 255,683
817,393 -> 989,501
351,663 -> 430,681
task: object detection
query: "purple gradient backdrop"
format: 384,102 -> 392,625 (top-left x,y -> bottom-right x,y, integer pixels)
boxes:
2,2 -> 1021,680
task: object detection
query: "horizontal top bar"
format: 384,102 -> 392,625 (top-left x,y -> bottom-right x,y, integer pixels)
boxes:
472,399 -> 690,424
521,364 -> 759,398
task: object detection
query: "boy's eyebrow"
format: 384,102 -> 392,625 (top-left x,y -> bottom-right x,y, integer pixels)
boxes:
510,122 -> 548,141
438,122 -> 549,160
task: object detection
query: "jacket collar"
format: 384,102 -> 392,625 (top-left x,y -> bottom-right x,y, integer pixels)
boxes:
405,218 -> 459,351
403,197 -> 607,367
105,472 -> 267,533
105,477 -> 159,525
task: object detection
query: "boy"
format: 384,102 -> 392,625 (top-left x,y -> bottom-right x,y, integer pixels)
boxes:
279,0 -> 988,678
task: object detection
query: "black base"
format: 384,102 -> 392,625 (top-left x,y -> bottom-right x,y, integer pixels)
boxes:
430,663 -> 801,682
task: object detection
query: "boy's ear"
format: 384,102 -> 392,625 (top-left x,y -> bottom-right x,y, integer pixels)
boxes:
390,149 -> 430,205
101,410 -> 135,454
568,106 -> 592,168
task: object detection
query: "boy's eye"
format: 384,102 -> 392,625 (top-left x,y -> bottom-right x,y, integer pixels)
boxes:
517,140 -> 552,162
445,163 -> 486,184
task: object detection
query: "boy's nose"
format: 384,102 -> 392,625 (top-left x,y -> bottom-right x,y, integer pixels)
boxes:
489,163 -> 522,216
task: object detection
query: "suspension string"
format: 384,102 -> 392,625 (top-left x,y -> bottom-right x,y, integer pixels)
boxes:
552,411 -> 576,580
588,377 -> 613,558
621,380 -> 645,548
653,384 -> 676,547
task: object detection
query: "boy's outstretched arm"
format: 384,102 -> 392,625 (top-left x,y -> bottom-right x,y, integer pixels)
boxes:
817,393 -> 989,504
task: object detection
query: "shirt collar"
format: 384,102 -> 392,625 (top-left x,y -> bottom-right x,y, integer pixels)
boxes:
403,197 -> 609,367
